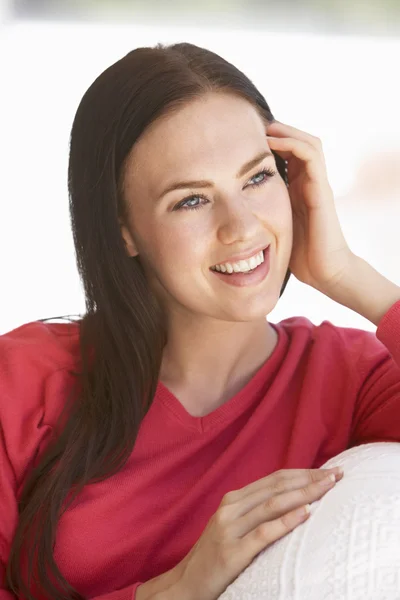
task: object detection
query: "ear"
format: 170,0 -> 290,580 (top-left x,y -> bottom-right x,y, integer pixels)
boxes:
120,222 -> 139,258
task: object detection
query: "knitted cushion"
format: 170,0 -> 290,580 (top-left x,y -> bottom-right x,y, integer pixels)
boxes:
219,442 -> 400,600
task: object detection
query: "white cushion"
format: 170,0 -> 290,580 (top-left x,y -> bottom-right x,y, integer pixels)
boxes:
219,442 -> 400,600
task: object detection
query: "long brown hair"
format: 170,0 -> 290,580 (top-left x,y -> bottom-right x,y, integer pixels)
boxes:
5,42 -> 291,599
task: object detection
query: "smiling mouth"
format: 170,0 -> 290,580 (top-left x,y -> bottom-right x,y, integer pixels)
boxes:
209,246 -> 271,286
210,246 -> 269,274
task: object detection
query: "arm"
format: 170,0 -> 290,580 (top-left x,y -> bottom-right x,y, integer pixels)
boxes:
323,255 -> 400,330
0,440 -> 146,600
0,325 -> 148,600
323,257 -> 400,445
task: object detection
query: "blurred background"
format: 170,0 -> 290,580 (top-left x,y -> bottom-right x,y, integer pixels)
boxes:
1,0 -> 399,334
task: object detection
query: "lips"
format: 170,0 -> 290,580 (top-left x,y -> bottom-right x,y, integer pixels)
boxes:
210,244 -> 270,270
210,245 -> 271,286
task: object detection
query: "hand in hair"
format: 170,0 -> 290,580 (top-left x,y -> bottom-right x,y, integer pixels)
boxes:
266,121 -> 354,295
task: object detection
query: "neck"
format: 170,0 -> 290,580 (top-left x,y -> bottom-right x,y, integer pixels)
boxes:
159,314 -> 277,409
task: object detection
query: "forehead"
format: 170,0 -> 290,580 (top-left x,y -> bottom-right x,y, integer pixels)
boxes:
128,93 -> 268,178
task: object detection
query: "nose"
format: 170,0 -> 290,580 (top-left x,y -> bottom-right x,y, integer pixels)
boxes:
216,195 -> 262,246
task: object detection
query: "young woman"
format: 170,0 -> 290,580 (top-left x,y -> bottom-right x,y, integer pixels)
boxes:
1,42 -> 399,600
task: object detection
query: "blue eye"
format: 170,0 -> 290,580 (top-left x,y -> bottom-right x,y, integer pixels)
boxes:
174,167 -> 277,212
174,193 -> 209,212
249,168 -> 277,186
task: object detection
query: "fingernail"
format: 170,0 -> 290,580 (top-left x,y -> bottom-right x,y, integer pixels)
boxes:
320,474 -> 336,486
331,467 -> 344,475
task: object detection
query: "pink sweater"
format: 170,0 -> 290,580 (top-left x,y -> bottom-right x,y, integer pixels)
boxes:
1,301 -> 400,599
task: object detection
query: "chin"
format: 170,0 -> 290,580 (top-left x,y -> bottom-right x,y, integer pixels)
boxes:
226,298 -> 279,323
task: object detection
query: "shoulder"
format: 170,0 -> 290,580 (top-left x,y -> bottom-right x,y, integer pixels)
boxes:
0,318 -> 81,362
275,314 -> 387,370
0,318 -> 82,389
0,319 -> 82,486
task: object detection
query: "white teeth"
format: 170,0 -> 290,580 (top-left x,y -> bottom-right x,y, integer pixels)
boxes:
211,249 -> 264,273
248,256 -> 257,270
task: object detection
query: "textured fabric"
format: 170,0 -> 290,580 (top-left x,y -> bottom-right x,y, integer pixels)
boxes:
0,300 -> 399,599
219,442 -> 400,600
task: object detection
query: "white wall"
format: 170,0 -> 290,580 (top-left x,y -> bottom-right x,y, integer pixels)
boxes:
1,20 -> 399,334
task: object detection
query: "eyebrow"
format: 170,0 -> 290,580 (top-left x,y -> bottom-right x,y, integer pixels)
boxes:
158,150 -> 273,200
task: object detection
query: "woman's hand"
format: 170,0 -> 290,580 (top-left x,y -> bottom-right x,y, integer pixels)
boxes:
171,466 -> 343,600
266,121 -> 356,295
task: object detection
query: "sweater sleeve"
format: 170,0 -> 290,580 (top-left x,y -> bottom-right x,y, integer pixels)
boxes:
349,299 -> 400,446
0,324 -> 53,598
0,323 -> 145,600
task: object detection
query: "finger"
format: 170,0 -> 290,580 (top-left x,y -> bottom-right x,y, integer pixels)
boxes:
229,471 -> 342,521
234,467 -> 343,499
246,469 -> 342,516
235,472 -> 338,537
263,472 -> 337,517
239,503 -> 312,563
267,121 -> 322,149
266,136 -> 324,177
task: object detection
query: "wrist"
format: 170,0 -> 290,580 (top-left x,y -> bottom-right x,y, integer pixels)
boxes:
153,576 -> 190,600
136,566 -> 186,600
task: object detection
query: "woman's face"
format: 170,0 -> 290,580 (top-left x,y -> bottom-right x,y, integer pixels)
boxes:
121,92 -> 293,323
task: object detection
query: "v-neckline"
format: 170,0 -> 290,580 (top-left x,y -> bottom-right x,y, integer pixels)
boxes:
156,322 -> 284,433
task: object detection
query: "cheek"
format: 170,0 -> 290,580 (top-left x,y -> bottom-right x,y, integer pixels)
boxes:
259,183 -> 292,228
146,221 -> 207,281
275,181 -> 292,220
281,195 -> 293,229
